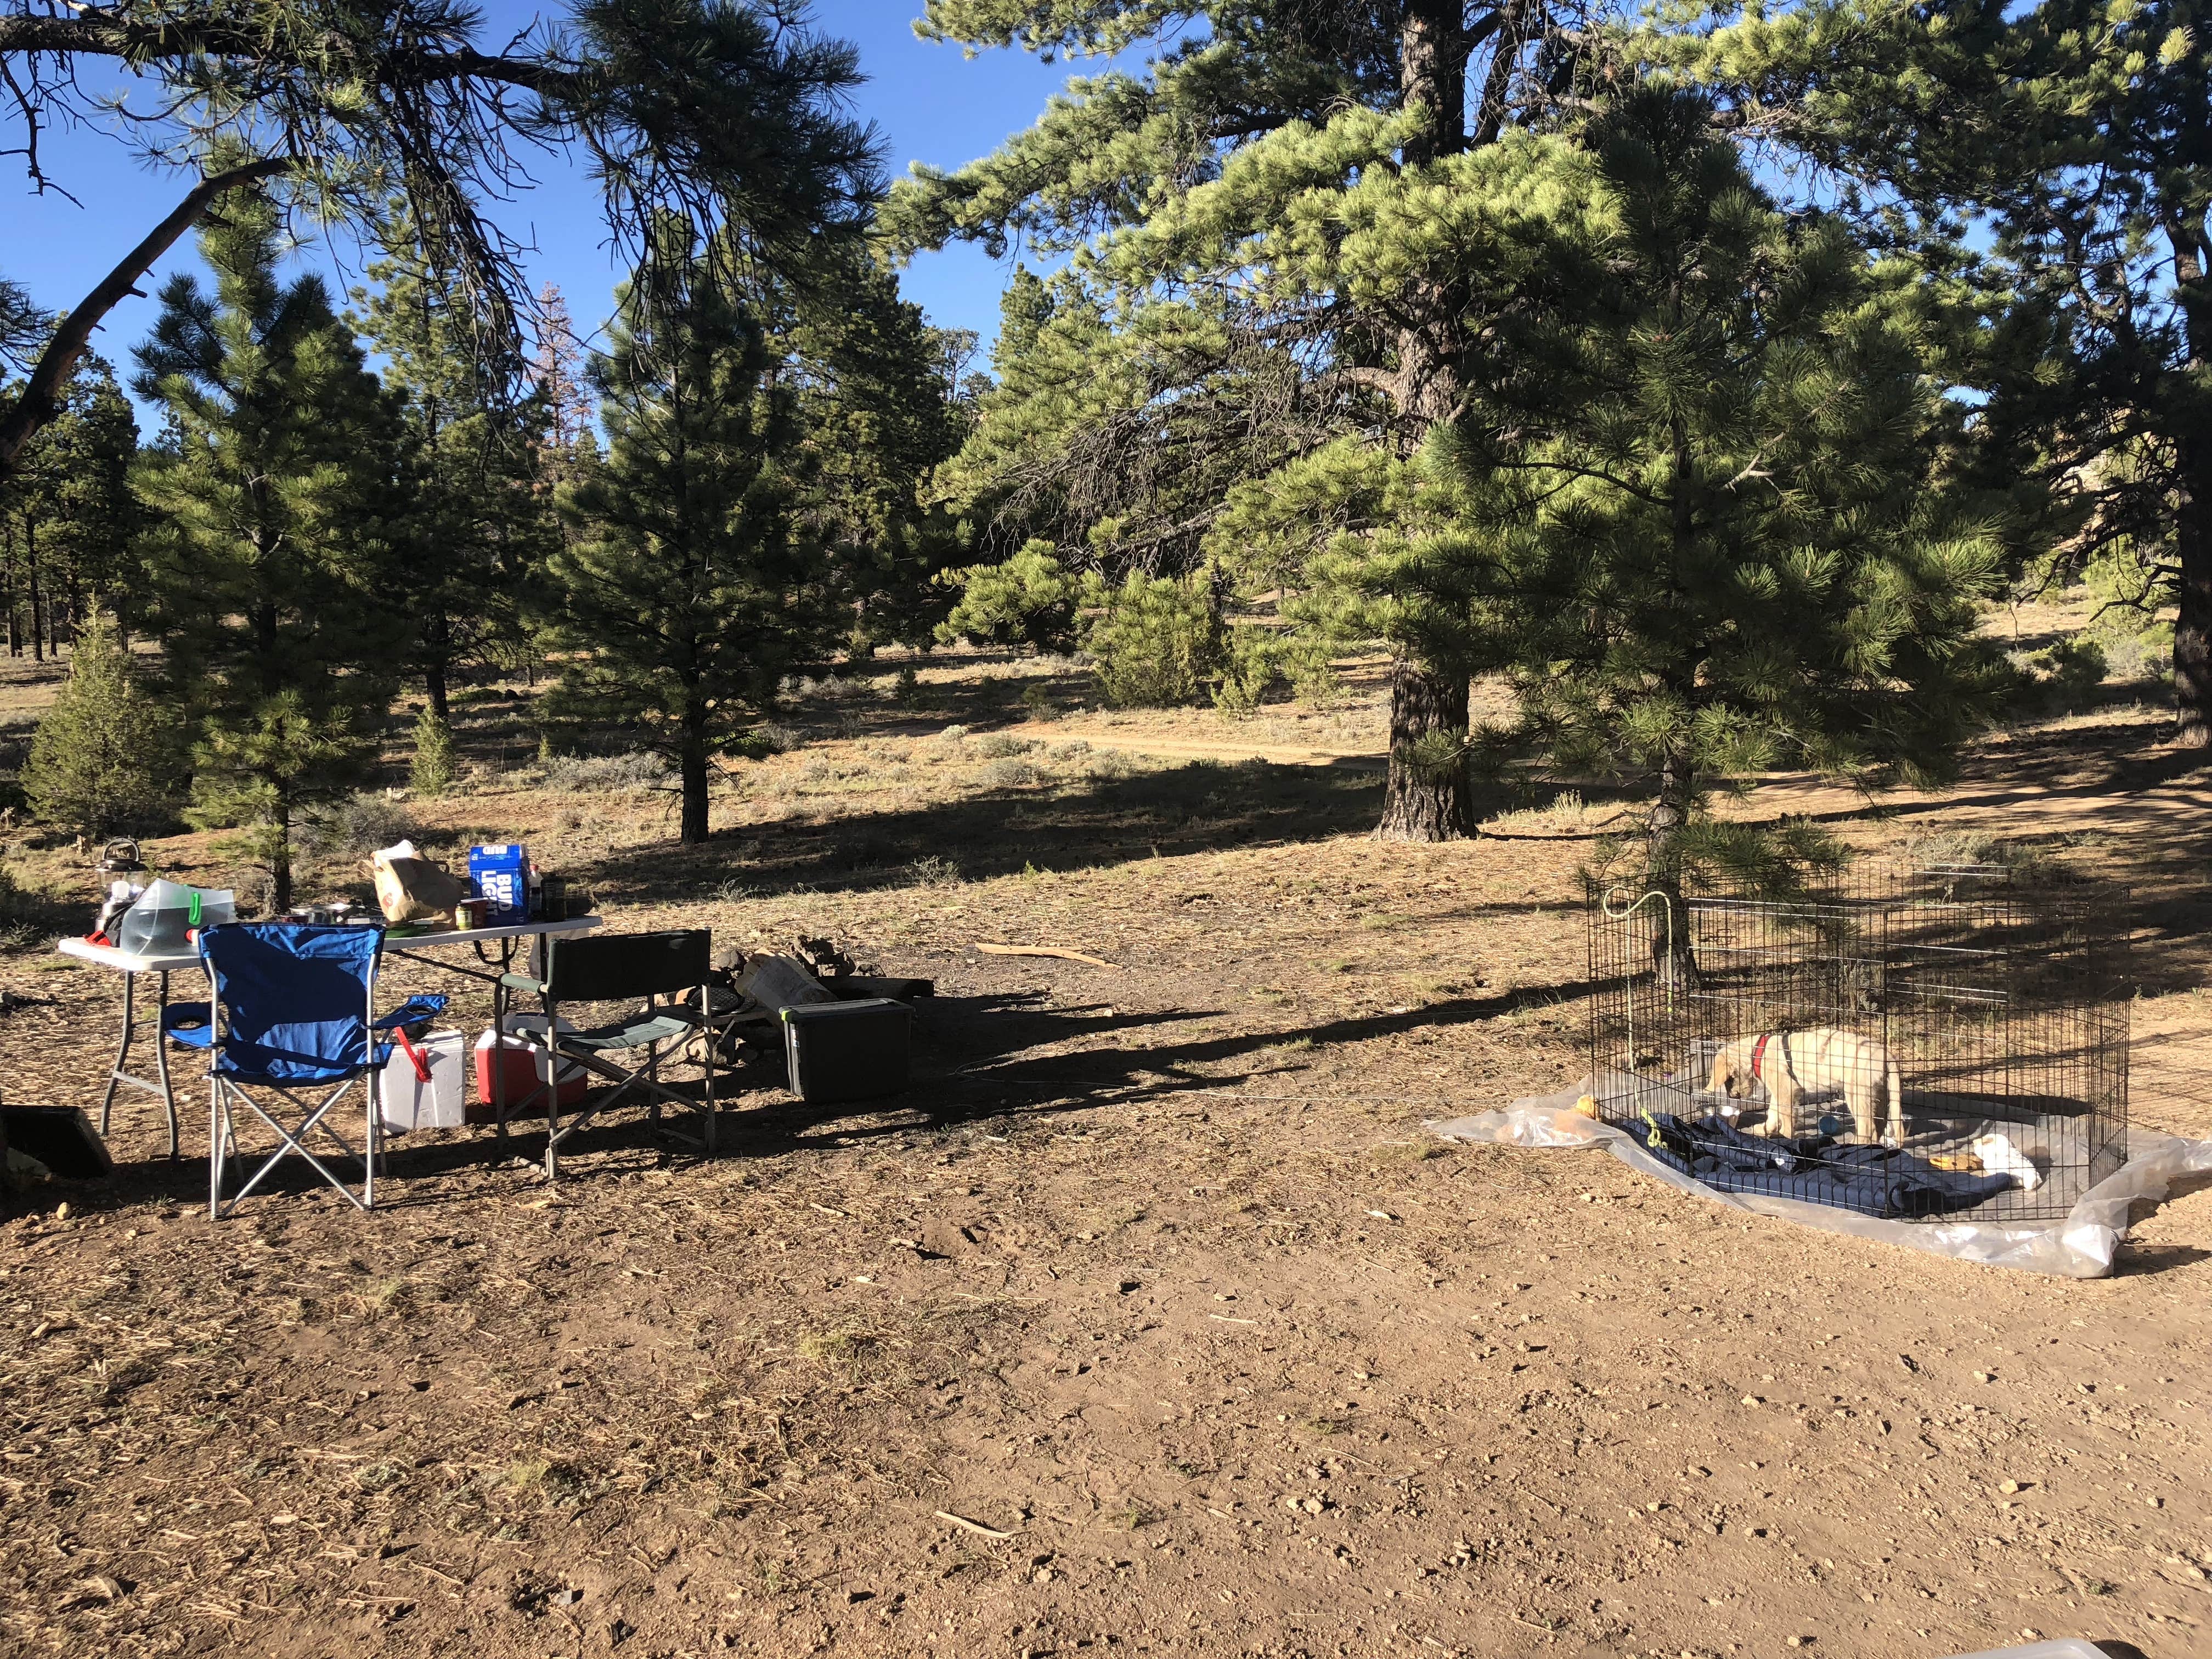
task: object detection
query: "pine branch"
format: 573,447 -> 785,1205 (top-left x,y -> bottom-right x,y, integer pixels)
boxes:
0,156 -> 290,473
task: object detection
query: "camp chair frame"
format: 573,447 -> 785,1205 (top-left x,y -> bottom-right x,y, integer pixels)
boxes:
499,929 -> 716,1178
196,924 -> 442,1220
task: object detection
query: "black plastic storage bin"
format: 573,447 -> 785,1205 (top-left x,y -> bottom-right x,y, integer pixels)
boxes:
780,997 -> 912,1103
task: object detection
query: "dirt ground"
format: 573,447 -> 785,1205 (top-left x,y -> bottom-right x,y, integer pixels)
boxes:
2,645 -> 2211,1659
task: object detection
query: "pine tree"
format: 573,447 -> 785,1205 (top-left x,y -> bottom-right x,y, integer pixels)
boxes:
885,0 -> 1607,839
1678,0 -> 2212,745
532,285 -> 597,470
549,237 -> 830,845
0,279 -> 44,374
520,284 -> 603,685
133,193 -> 410,911
0,354 -> 138,658
22,610 -> 183,836
778,245 -> 969,653
410,706 -> 458,795
992,267 -> 1053,381
352,227 -> 556,718
1419,89 -> 2004,955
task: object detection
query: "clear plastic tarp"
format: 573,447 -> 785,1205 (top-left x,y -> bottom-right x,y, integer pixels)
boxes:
1430,1073 -> 2212,1279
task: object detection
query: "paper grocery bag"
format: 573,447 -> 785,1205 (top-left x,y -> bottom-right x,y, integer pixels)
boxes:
368,842 -> 467,924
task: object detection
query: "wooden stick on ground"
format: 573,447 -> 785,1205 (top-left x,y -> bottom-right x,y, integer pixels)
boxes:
934,1510 -> 1019,1539
975,944 -> 1119,969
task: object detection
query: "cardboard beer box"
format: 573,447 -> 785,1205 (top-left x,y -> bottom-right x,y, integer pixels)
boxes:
467,843 -> 530,924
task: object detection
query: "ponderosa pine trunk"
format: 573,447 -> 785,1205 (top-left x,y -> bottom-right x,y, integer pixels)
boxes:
25,518 -> 42,664
1376,658 -> 1473,841
423,610 -> 453,723
1644,404 -> 1703,988
2175,436 -> 2212,748
679,705 -> 710,845
1375,0 -> 1479,841
1645,748 -> 1700,991
269,797 -> 294,914
2171,235 -> 2212,746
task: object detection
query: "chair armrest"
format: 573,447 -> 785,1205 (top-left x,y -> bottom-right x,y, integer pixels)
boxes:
372,992 -> 451,1031
499,973 -> 548,994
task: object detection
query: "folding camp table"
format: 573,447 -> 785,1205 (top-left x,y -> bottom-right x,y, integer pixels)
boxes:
59,936 -> 200,1159
59,913 -> 601,1158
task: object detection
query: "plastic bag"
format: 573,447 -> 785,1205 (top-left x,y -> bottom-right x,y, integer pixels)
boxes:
367,840 -> 466,924
112,879 -> 236,956
1431,1075 -> 2212,1279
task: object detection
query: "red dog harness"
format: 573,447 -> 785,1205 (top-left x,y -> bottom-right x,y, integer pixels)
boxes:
1750,1032 -> 1771,1083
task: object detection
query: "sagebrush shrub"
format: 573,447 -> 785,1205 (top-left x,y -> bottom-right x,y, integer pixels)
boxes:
539,751 -> 670,793
299,793 -> 424,861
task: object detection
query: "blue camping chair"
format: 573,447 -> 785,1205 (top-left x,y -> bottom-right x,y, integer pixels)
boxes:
194,923 -> 445,1218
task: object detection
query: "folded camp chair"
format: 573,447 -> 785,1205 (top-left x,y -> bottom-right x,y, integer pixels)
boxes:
195,923 -> 445,1218
499,929 -> 716,1178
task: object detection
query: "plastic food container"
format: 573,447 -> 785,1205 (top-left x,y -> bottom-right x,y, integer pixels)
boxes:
378,1030 -> 468,1132
114,880 -> 236,955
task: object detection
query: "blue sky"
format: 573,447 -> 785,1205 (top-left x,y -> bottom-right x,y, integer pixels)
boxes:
2,0 -> 1090,391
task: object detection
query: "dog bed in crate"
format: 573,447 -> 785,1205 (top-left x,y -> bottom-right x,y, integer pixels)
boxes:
1638,1112 -> 2016,1219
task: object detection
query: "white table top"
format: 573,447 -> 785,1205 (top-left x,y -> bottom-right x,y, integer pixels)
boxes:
58,914 -> 602,975
383,915 -> 602,952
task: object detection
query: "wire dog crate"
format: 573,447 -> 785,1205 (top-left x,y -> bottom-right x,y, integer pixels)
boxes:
1587,866 -> 2128,1222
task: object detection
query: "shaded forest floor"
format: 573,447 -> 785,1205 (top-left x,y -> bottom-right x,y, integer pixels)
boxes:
2,635 -> 2211,1659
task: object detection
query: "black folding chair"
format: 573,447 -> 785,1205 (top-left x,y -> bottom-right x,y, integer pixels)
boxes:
499,930 -> 716,1177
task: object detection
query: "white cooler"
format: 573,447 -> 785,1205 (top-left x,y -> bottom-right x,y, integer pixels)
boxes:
378,1029 -> 468,1132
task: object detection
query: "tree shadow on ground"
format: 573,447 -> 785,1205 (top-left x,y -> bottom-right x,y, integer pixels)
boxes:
435,654 -> 1100,771
899,980 -> 1584,1103
438,685 -> 549,771
2112,1243 -> 2212,1276
75,973 -> 2210,1279
78,976 -> 1588,1209
437,648 -> 1396,782
575,757 -> 1392,903
371,977 -> 1581,1183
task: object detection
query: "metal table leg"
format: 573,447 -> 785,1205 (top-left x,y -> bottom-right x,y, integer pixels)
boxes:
153,970 -> 177,1160
97,967 -> 185,1160
98,968 -> 136,1137
489,935 -> 515,1147
493,936 -> 511,1051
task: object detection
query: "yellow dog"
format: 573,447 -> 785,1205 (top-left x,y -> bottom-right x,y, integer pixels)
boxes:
1706,1028 -> 1906,1147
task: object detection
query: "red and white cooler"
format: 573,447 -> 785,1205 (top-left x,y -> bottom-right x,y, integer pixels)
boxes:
472,1018 -> 590,1118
